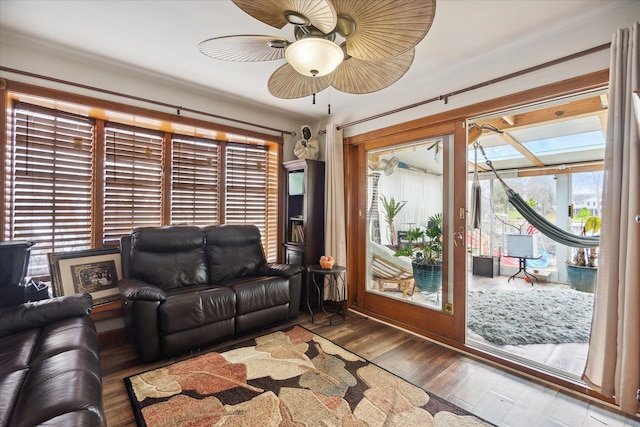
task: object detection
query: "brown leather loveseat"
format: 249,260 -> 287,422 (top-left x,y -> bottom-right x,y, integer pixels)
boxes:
118,224 -> 304,363
0,293 -> 105,426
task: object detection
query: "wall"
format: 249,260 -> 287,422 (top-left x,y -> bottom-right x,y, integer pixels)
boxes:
0,31 -> 304,157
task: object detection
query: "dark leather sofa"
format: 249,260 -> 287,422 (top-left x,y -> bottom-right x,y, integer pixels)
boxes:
118,224 -> 304,363
0,293 -> 105,427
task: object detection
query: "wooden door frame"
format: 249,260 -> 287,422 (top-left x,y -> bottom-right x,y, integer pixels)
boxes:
343,69 -> 614,402
345,121 -> 464,343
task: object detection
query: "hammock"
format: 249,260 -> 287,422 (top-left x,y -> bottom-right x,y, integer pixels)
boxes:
479,147 -> 600,248
470,142 -> 482,229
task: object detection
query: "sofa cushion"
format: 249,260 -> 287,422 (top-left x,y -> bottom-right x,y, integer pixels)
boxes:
227,276 -> 290,315
11,356 -> 103,427
0,331 -> 33,424
0,329 -> 37,376
130,226 -> 208,290
159,286 -> 236,335
203,225 -> 266,283
3,315 -> 104,427
31,317 -> 99,364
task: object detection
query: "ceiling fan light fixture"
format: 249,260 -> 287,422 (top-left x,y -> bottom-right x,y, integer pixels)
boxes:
285,38 -> 343,77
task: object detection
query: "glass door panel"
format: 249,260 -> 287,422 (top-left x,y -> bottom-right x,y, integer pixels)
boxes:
465,90 -> 606,380
365,135 -> 452,312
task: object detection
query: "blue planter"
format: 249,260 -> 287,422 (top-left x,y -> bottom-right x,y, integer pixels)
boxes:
566,264 -> 597,293
412,262 -> 442,294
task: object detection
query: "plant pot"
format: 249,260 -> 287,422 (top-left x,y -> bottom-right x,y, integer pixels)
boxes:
472,255 -> 500,277
412,262 -> 442,294
566,264 -> 597,293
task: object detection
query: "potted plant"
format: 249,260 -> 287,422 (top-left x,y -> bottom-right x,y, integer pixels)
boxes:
394,227 -> 424,257
566,208 -> 600,293
380,194 -> 406,247
412,213 -> 443,294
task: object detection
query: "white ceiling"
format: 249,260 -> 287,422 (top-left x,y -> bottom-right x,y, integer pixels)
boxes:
0,1 -> 636,123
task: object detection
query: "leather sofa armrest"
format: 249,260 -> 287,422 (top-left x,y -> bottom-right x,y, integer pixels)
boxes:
0,293 -> 93,337
260,263 -> 304,278
118,278 -> 166,302
260,263 -> 303,320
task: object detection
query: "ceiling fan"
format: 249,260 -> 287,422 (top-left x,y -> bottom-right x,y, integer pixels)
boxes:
199,0 -> 436,100
369,156 -> 399,175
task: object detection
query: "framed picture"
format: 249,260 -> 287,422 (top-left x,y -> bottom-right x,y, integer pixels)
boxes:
48,248 -> 122,305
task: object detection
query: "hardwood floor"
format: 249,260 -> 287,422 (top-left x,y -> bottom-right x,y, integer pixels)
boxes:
100,313 -> 639,426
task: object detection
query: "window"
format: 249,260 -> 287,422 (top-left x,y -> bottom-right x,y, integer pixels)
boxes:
104,124 -> 163,245
6,104 -> 94,275
225,143 -> 277,258
4,99 -> 281,277
171,136 -> 220,226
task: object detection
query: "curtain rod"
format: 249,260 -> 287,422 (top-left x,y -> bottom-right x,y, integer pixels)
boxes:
0,66 -> 295,137
337,42 -> 611,131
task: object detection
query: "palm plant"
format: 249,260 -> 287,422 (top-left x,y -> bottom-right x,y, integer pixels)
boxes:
380,194 -> 406,246
567,208 -> 601,292
571,208 -> 601,267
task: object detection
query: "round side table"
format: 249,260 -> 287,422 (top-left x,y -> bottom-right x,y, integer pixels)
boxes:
306,265 -> 346,325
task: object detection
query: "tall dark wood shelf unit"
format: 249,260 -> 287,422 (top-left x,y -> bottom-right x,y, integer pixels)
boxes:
283,159 -> 325,271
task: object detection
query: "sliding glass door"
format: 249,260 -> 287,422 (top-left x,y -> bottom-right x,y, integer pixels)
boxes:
465,89 -> 607,379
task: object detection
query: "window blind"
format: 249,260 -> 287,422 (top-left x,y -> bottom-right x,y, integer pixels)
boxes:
9,104 -> 94,276
171,136 -> 220,226
225,143 -> 277,259
104,124 -> 163,245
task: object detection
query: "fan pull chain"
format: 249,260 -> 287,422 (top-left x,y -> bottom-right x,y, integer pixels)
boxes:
328,104 -> 331,115
312,93 -> 316,104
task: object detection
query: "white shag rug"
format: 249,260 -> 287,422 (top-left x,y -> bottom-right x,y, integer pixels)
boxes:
467,288 -> 594,345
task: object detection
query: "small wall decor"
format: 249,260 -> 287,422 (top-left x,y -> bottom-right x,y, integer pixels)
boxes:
294,125 -> 319,160
48,248 -> 122,305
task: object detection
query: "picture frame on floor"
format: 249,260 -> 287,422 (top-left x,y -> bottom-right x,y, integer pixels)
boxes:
48,248 -> 122,305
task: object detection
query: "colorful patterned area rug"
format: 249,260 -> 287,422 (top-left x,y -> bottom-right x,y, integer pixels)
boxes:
124,325 -> 492,426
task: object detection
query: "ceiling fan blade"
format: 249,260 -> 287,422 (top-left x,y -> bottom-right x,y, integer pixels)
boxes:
268,63 -> 330,99
199,35 -> 288,62
332,0 -> 436,60
328,48 -> 414,94
232,0 -> 337,34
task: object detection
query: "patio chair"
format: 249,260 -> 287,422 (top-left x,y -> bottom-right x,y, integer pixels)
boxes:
369,241 -> 415,298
